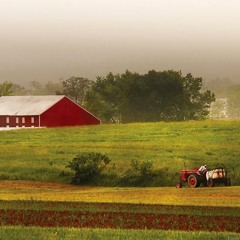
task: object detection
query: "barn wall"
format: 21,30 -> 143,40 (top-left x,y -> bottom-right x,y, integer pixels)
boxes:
40,97 -> 100,127
0,116 -> 39,128
0,116 -> 7,127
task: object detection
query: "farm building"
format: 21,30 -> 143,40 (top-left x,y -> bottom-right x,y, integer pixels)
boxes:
0,95 -> 100,128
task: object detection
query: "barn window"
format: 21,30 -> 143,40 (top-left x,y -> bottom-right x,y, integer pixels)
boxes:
16,117 -> 19,124
6,117 -> 9,124
22,117 -> 25,124
31,117 -> 34,124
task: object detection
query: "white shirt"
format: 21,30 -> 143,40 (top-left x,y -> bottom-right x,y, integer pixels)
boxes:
199,165 -> 207,172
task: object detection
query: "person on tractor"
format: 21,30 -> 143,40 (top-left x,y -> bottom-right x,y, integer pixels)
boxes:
198,165 -> 207,175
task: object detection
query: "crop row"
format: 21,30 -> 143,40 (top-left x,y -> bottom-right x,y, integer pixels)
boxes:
0,209 -> 239,232
0,200 -> 239,216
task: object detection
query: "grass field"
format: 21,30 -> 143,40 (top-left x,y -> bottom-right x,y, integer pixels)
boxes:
0,121 -> 240,238
1,227 -> 239,240
0,181 -> 240,207
0,120 -> 239,186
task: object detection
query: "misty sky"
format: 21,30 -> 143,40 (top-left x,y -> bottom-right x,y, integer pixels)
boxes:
1,0 -> 240,85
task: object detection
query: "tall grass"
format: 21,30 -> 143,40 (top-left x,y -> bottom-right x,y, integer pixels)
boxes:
0,120 -> 239,186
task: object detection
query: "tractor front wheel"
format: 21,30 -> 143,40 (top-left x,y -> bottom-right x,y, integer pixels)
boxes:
176,181 -> 182,188
187,174 -> 199,188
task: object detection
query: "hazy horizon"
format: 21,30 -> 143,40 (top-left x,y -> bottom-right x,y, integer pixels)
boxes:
1,0 -> 240,85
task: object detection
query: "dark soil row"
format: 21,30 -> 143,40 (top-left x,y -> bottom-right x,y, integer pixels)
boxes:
0,209 -> 239,232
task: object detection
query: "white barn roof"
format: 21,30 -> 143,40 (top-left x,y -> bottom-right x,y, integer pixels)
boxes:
0,95 -> 65,116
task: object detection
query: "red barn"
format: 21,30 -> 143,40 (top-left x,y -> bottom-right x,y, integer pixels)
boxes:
0,95 -> 100,128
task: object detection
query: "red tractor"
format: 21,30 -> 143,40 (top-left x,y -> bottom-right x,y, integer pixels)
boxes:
176,164 -> 233,188
176,168 -> 207,188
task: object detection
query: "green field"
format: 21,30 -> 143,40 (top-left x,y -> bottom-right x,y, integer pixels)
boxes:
1,119 -> 240,239
1,227 -> 239,240
0,120 -> 239,186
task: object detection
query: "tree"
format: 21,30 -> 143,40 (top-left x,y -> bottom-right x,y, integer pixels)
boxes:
85,73 -> 122,123
85,89 -> 118,123
30,81 -> 43,94
61,76 -> 92,105
85,70 -> 215,123
28,81 -> 63,95
0,81 -> 13,96
140,70 -> 185,121
11,83 -> 29,95
182,73 -> 215,120
43,81 -> 63,95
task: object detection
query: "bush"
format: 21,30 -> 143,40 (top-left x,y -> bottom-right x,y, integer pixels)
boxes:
66,152 -> 111,185
119,160 -> 156,186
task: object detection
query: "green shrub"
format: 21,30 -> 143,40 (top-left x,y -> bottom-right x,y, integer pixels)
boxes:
66,152 -> 111,185
119,160 -> 156,186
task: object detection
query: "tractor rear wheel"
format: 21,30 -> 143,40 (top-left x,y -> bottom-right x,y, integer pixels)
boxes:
187,174 -> 199,188
224,178 -> 231,186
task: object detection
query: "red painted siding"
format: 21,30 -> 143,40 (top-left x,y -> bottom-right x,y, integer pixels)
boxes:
40,97 -> 100,127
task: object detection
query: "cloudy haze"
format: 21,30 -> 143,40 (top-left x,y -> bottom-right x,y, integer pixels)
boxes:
1,0 -> 240,84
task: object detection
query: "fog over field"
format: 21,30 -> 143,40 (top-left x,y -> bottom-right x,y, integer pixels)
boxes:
1,0 -> 240,84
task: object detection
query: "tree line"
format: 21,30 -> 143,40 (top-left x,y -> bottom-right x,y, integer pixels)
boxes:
1,70 -> 216,123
